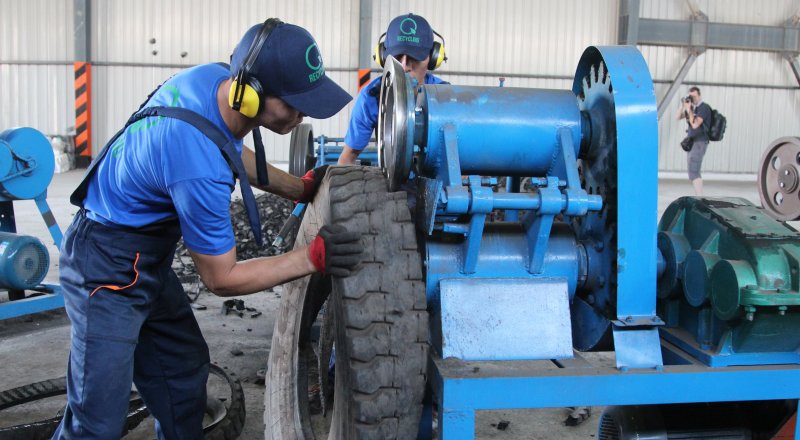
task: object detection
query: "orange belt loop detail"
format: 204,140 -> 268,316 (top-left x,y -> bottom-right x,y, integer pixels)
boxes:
90,252 -> 141,297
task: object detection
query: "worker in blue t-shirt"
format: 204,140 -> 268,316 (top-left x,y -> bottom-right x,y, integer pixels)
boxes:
677,86 -> 712,196
339,13 -> 448,165
53,20 -> 361,439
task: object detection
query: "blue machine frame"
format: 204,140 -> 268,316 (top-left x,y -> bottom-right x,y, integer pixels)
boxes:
373,46 -> 800,438
432,352 -> 800,437
0,128 -> 64,320
313,135 -> 379,168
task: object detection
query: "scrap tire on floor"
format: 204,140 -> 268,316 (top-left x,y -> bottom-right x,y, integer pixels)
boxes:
0,364 -> 244,440
0,378 -> 148,440
265,166 -> 428,440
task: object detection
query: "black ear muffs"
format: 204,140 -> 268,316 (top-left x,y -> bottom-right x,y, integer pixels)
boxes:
229,18 -> 282,118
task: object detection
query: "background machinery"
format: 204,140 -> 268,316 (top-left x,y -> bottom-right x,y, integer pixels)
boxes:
0,127 -> 63,320
287,124 -> 378,176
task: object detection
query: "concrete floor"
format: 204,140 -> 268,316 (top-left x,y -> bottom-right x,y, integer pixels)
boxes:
0,168 -> 770,439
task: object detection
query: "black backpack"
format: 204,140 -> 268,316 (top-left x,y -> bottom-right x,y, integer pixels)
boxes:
704,105 -> 726,142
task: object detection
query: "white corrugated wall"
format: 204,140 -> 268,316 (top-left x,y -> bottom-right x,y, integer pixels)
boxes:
88,0 -> 359,162
0,0 -> 74,135
1,0 -> 798,173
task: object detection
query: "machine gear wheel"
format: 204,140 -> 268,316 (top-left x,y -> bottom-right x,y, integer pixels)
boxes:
758,137 -> 800,221
571,60 -> 618,351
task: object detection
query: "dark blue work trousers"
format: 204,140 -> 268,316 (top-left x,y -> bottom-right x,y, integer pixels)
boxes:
52,211 -> 209,439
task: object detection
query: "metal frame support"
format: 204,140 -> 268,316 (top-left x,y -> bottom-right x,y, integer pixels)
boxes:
618,0 -> 641,45
74,0 -> 90,62
356,0 -> 374,90
656,49 -> 702,119
684,0 -> 708,21
786,53 -> 800,87
787,15 -> 800,87
358,0 -> 373,68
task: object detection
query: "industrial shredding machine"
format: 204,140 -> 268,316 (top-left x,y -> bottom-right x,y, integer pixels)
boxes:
0,127 -> 63,320
374,46 -> 800,438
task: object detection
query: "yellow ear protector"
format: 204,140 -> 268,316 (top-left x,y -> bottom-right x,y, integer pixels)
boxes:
373,29 -> 447,70
229,18 -> 282,118
428,30 -> 447,70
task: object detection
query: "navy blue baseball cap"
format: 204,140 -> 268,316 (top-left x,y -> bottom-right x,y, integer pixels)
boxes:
230,22 -> 352,119
385,14 -> 434,61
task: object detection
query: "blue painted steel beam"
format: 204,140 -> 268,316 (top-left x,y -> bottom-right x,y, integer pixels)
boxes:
432,356 -> 800,439
34,194 -> 62,248
435,362 -> 800,408
0,286 -> 63,320
637,17 -> 800,53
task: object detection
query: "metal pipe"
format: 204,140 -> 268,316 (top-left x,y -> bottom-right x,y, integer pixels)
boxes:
441,190 -> 601,215
421,86 -> 583,177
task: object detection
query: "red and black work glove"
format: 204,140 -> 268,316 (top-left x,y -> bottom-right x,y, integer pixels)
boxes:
307,224 -> 363,277
297,165 -> 330,203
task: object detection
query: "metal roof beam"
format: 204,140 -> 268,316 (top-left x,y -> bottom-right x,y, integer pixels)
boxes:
637,17 -> 800,53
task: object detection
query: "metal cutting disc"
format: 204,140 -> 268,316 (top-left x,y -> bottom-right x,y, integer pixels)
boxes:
758,137 -> 800,221
377,56 -> 415,191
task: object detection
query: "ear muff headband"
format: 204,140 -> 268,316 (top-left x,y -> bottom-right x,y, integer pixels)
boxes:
374,32 -> 388,68
374,28 -> 447,71
230,18 -> 282,118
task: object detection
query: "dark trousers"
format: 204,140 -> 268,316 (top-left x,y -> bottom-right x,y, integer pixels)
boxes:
53,211 -> 209,440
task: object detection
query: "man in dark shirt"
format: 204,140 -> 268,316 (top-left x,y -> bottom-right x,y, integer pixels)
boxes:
676,86 -> 712,195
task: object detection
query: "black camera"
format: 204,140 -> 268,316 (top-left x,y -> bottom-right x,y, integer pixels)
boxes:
680,135 -> 694,152
683,95 -> 693,104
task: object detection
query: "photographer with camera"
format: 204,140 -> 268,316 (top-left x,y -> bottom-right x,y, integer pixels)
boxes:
676,86 -> 712,196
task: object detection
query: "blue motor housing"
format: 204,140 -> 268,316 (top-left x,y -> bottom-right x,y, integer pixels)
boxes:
0,231 -> 49,290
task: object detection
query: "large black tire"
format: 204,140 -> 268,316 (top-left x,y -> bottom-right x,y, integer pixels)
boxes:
0,378 -> 148,439
265,166 -> 428,439
203,364 -> 246,440
0,364 -> 244,440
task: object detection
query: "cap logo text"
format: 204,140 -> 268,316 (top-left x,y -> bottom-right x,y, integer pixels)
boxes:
305,43 -> 325,83
397,17 -> 420,44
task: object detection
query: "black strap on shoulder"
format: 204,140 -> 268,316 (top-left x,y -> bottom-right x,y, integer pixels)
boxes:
71,105 -> 265,246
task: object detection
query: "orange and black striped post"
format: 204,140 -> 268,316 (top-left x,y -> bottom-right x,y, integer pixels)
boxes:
74,61 -> 92,168
358,68 -> 371,92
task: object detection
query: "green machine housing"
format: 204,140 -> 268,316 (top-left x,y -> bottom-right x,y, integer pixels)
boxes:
657,197 -> 800,367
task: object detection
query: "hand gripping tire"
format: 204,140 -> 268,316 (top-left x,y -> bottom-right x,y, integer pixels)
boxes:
265,166 -> 428,439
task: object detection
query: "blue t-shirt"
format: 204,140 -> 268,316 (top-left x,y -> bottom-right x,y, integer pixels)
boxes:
688,102 -> 712,142
84,63 -> 241,256
344,73 -> 447,151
